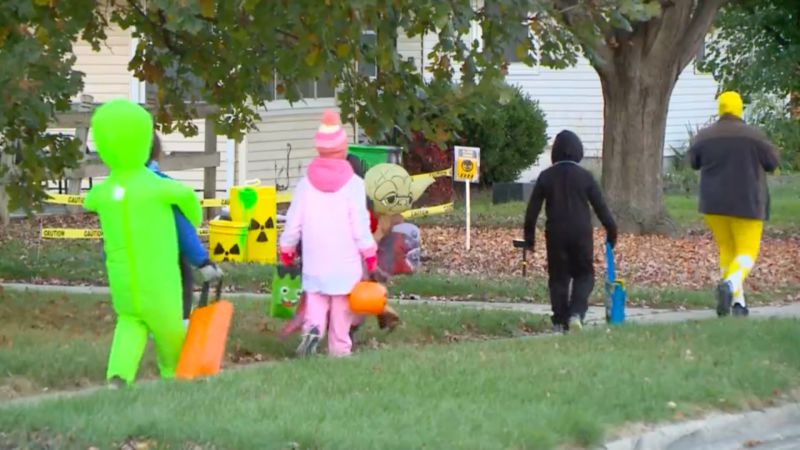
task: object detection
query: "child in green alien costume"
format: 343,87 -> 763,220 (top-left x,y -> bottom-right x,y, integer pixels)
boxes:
83,99 -> 202,386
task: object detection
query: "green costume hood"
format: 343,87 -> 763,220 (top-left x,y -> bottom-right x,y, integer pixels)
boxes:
91,99 -> 154,171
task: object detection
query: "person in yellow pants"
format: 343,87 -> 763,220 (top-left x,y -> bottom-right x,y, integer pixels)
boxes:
689,91 -> 779,317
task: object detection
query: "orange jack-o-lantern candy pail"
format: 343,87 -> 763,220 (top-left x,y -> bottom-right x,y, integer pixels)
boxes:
349,281 -> 388,315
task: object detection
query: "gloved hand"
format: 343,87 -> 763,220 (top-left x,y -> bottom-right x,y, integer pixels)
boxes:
365,255 -> 377,273
279,250 -> 295,267
607,228 -> 618,249
199,261 -> 224,282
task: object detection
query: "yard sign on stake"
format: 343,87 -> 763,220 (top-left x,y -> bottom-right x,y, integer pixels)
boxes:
453,146 -> 480,251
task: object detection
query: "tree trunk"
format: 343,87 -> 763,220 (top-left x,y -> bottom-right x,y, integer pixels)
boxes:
599,72 -> 677,235
577,0 -> 724,235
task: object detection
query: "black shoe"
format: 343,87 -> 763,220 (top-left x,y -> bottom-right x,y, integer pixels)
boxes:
716,282 -> 733,317
732,303 -> 749,317
107,376 -> 126,389
296,326 -> 321,357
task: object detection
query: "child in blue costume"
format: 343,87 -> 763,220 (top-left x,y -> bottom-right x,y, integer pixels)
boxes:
147,133 -> 223,324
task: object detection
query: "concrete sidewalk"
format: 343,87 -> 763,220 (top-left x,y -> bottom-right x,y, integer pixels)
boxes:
4,281 -> 800,324
600,402 -> 800,450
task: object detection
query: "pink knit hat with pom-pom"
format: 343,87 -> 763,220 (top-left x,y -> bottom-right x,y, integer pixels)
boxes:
315,110 -> 348,159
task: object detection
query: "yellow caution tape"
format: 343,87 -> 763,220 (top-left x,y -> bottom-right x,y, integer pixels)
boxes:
41,228 -> 103,239
46,193 -> 228,208
201,198 -> 229,207
276,192 -> 293,204
401,202 -> 454,219
411,168 -> 452,180
45,194 -> 85,206
274,168 -> 451,204
42,228 -> 210,239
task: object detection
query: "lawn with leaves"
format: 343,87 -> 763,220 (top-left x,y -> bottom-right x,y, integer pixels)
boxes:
2,319 -> 799,449
0,289 -> 549,400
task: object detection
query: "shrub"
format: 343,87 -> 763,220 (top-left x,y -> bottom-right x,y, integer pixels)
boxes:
404,132 -> 454,206
456,85 -> 548,185
664,124 -> 702,195
746,95 -> 800,171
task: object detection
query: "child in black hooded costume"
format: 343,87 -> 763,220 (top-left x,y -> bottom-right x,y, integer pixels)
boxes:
524,130 -> 618,332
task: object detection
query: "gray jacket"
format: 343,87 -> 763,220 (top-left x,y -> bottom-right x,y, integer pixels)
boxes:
689,116 -> 779,220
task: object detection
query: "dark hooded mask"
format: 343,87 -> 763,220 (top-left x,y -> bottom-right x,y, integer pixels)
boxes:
551,130 -> 584,164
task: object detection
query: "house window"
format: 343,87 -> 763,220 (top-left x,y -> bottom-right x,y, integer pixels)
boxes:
358,30 -> 378,79
268,72 -> 336,101
144,61 -> 205,106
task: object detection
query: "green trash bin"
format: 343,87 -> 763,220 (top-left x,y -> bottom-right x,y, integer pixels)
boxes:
348,145 -> 402,172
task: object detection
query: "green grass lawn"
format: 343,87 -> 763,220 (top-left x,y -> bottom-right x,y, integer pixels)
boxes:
2,319 -> 799,449
0,243 -> 791,309
0,289 -> 549,400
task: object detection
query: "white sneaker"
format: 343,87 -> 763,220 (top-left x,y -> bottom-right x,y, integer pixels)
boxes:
569,315 -> 584,332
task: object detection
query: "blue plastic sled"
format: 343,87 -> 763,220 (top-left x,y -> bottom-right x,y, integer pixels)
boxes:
604,241 -> 626,325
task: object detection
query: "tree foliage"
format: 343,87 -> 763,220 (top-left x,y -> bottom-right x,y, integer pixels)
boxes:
1,0 -> 657,215
701,0 -> 800,102
458,85 -> 548,185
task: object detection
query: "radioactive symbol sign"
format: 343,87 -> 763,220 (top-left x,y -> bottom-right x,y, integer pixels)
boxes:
453,146 -> 480,183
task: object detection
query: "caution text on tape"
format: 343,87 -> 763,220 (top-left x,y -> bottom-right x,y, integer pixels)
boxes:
45,194 -> 85,206
201,198 -> 229,208
401,202 -> 454,219
41,228 -> 103,239
411,168 -> 452,181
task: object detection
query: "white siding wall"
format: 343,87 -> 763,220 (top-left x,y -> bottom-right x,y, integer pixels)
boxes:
511,60 -> 718,181
72,27 -> 131,102
397,32 -> 423,73
245,105 -> 355,190
157,122 -> 229,194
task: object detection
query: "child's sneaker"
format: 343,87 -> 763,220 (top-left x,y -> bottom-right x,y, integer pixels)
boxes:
716,281 -> 733,317
732,303 -> 749,317
569,315 -> 583,332
551,324 -> 566,335
296,326 -> 320,357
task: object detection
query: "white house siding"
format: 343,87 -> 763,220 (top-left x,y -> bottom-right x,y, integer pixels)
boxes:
157,122 -> 229,194
397,32 -> 423,73
244,104 -> 355,190
72,26 -> 132,102
506,61 -> 718,181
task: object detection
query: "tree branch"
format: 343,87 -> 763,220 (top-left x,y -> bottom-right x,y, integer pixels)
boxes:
676,0 -> 725,71
553,0 -> 614,76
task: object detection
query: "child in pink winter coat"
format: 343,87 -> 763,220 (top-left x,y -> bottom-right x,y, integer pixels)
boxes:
278,110 -> 377,357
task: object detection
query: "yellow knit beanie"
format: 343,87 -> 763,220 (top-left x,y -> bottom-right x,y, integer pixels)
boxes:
718,91 -> 743,119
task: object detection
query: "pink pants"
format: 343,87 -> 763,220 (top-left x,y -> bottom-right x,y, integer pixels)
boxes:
304,292 -> 353,356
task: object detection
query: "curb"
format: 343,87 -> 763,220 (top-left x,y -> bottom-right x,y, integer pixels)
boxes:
599,402 -> 800,450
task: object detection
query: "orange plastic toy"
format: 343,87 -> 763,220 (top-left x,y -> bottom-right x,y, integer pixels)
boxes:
176,280 -> 234,380
349,281 -> 388,315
